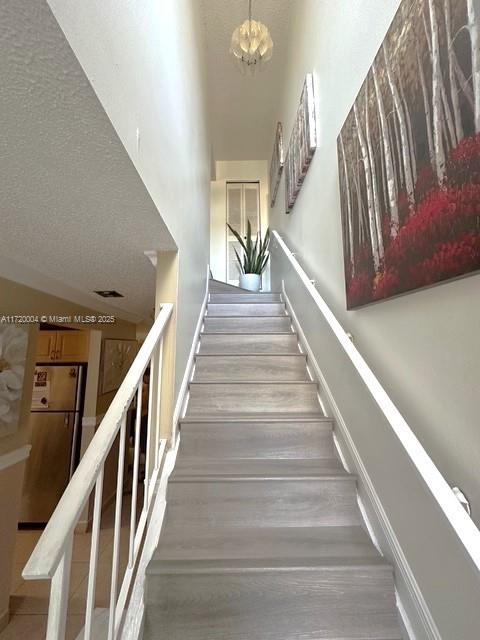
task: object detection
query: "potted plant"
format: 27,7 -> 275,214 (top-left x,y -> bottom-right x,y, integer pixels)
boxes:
227,220 -> 270,292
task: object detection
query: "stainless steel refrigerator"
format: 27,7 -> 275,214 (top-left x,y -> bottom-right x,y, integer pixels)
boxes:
20,364 -> 86,524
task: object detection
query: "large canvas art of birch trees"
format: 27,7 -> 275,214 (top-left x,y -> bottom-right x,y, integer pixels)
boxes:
338,0 -> 480,309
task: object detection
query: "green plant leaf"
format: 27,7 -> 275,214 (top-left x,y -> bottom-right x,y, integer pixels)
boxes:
226,224 -> 271,276
233,246 -> 244,274
227,223 -> 248,254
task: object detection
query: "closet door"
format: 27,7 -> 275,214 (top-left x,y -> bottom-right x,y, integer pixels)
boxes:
226,182 -> 260,285
243,183 -> 260,237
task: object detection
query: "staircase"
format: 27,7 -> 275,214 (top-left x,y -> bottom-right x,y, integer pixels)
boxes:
144,288 -> 402,639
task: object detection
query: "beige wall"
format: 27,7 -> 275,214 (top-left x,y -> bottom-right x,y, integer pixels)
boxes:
0,276 -> 137,619
0,460 -> 25,630
210,160 -> 270,289
155,251 -> 179,441
0,275 -> 137,426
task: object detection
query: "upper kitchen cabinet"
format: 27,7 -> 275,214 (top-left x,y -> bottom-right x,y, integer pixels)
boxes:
36,329 -> 89,362
36,331 -> 57,361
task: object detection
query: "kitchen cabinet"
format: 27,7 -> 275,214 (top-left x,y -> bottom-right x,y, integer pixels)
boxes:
36,330 -> 89,362
36,331 -> 57,361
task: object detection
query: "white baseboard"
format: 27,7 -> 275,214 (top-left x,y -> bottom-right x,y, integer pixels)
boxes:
171,270 -> 209,444
282,285 -> 439,640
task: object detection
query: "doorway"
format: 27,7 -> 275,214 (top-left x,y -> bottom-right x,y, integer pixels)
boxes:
226,181 -> 260,285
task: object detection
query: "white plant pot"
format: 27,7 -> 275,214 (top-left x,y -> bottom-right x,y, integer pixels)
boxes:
239,273 -> 261,292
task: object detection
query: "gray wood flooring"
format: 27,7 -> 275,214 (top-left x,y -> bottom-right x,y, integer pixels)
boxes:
144,289 -> 402,639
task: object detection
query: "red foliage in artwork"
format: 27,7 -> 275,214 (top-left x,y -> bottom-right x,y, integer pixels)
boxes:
447,132 -> 480,187
347,271 -> 372,308
346,134 -> 480,308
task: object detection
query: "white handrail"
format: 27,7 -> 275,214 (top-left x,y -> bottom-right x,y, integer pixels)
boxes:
272,230 -> 480,572
23,302 -> 173,581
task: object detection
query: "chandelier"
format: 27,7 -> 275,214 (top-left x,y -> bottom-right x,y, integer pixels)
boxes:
230,0 -> 273,74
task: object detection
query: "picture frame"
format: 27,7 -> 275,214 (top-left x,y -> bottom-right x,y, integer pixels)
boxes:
0,325 -> 29,437
285,73 -> 317,213
337,0 -> 479,309
100,338 -> 138,395
269,122 -> 285,207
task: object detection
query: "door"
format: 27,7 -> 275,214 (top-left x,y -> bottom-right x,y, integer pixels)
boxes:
20,412 -> 75,522
226,182 -> 260,285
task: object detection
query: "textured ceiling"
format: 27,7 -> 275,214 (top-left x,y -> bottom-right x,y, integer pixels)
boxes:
0,0 -> 176,322
201,0 -> 294,161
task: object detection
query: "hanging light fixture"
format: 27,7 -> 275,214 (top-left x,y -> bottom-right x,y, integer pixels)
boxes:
230,0 -> 273,74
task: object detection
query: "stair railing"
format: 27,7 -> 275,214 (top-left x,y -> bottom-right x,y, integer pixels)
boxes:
22,303 -> 174,640
271,230 -> 480,572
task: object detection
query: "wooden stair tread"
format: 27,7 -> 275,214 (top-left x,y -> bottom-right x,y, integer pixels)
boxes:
188,380 -> 317,386
180,411 -> 326,426
203,316 -> 292,333
179,421 -> 335,459
172,458 -> 345,477
152,526 -> 380,563
199,333 -> 300,354
207,302 -> 287,317
149,556 -> 391,574
209,293 -> 282,303
193,354 -> 309,383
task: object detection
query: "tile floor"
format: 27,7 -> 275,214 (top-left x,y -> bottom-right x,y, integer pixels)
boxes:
1,490 -> 138,640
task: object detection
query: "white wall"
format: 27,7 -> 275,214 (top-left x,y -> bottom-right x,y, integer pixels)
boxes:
47,0 -> 211,398
270,0 -> 480,525
210,160 -> 270,289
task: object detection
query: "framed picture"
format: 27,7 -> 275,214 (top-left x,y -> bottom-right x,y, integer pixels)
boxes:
0,325 -> 29,437
338,0 -> 479,309
101,338 -> 138,394
269,122 -> 285,207
285,73 -> 317,213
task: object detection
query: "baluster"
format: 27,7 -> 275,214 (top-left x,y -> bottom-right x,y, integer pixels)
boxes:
107,415 -> 127,640
129,382 -> 143,568
143,349 -> 156,509
154,338 -> 164,470
84,468 -> 104,640
46,533 -> 73,640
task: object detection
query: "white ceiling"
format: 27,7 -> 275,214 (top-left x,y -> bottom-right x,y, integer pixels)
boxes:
0,0 -> 176,323
201,0 -> 294,161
